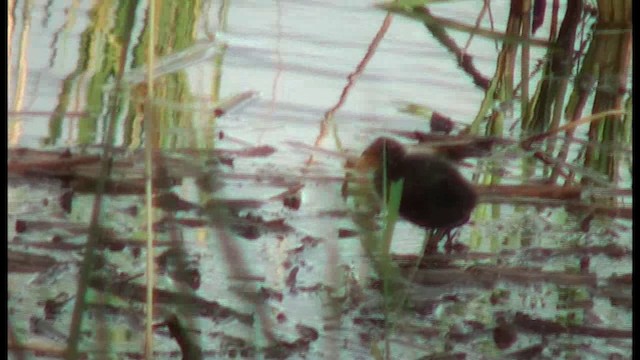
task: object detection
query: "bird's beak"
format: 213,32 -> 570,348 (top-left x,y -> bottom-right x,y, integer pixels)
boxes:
353,153 -> 379,172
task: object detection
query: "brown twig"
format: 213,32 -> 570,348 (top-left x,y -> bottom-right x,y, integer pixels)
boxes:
309,12 -> 394,162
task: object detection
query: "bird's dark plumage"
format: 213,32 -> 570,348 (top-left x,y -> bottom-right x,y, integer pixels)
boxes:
359,137 -> 477,229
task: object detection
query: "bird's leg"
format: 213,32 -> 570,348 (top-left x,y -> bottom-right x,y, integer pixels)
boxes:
423,228 -> 445,255
443,228 -> 455,254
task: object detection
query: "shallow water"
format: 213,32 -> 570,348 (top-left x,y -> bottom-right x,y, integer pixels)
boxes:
8,1 -> 632,359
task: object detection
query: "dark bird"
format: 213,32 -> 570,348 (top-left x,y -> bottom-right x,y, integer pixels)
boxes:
357,137 -> 477,230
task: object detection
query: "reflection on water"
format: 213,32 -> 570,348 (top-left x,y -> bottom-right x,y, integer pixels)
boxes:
8,0 -> 632,358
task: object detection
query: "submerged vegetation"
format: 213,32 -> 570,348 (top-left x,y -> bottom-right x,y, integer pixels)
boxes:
8,0 -> 631,359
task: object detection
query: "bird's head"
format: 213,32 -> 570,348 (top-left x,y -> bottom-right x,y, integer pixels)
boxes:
355,137 -> 406,172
